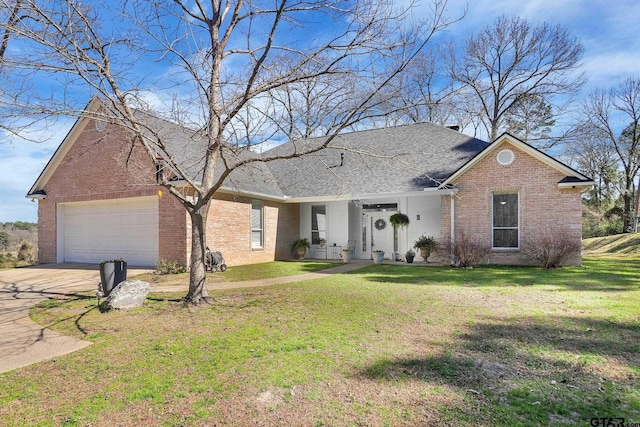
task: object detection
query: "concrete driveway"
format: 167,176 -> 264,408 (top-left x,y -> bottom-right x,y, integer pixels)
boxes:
0,264 -> 145,374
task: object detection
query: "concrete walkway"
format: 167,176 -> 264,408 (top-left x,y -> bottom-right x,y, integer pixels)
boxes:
0,261 -> 370,374
152,259 -> 370,293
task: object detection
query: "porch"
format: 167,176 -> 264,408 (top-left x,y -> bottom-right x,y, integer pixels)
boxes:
298,191 -> 448,262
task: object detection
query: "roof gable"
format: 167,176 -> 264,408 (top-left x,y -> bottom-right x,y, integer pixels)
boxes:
439,132 -> 593,188
27,97 -> 100,197
27,97 -> 286,199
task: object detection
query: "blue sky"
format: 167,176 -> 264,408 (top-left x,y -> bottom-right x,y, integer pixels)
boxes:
1,0 -> 639,223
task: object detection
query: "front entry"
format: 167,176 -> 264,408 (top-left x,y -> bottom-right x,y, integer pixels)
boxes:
368,212 -> 394,259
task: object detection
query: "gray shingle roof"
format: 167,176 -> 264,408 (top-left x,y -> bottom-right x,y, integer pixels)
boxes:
27,98 -> 490,201
136,111 -> 285,198
143,113 -> 488,199
263,122 -> 488,198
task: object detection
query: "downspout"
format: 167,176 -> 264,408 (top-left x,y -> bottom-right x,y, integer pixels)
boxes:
450,195 -> 455,266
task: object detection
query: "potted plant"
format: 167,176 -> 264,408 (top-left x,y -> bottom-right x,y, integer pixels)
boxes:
405,249 -> 415,264
291,238 -> 310,259
99,258 -> 127,297
372,249 -> 385,264
414,235 -> 436,262
389,213 -> 410,260
389,212 -> 410,229
341,247 -> 353,263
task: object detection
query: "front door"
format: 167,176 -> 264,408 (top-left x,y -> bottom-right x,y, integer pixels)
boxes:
369,212 -> 394,259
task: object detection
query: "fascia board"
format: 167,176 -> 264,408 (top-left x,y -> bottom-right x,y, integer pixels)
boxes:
283,188 -> 447,204
558,181 -> 595,188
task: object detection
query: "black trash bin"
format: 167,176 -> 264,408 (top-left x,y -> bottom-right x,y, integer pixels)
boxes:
99,260 -> 127,297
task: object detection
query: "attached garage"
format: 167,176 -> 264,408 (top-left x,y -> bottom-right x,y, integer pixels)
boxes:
57,196 -> 159,266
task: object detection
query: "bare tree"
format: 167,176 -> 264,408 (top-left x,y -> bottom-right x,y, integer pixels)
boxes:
566,129 -> 620,212
1,0 -> 26,136
582,78 -> 640,232
4,0 -> 454,303
0,0 -> 22,61
448,15 -> 585,142
378,50 -> 462,127
579,77 -> 640,233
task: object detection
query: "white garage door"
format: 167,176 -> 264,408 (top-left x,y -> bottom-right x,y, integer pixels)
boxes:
61,197 -> 159,266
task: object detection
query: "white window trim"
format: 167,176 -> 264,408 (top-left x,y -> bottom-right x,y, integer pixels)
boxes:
491,192 -> 520,250
251,200 -> 264,249
311,204 -> 327,245
497,149 -> 515,166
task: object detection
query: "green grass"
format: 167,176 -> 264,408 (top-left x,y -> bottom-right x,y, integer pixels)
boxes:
218,260 -> 338,282
1,256 -> 638,426
136,260 -> 338,287
583,233 -> 640,255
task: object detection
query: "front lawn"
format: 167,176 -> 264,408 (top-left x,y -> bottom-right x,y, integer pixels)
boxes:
137,260 -> 338,287
1,257 -> 638,426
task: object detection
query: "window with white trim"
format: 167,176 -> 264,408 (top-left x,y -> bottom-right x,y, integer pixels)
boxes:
311,205 -> 326,244
251,200 -> 263,248
492,193 -> 519,248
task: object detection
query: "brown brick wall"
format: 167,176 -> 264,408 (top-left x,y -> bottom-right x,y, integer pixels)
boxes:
38,116 -> 301,267
158,191 -> 189,264
37,118 -> 188,264
440,141 -> 583,266
205,192 -> 299,266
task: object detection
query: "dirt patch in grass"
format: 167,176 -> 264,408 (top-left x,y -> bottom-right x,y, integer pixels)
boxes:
2,259 -> 639,426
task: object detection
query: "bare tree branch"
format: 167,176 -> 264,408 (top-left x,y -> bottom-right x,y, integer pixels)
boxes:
448,15 -> 585,142
2,0 -> 455,303
577,77 -> 640,232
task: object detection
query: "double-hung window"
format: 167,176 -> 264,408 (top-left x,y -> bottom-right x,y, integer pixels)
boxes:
492,193 -> 519,249
251,200 -> 263,249
311,205 -> 326,244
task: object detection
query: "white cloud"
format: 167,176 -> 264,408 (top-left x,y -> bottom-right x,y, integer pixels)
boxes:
431,1 -> 640,89
582,53 -> 640,88
0,120 -> 72,222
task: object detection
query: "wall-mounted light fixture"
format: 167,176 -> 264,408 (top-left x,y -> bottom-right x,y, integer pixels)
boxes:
416,211 -> 421,220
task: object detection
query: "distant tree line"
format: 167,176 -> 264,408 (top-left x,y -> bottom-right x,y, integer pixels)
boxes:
0,221 -> 37,251
567,78 -> 640,237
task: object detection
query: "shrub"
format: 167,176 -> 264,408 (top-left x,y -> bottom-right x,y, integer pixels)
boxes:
17,242 -> 34,263
522,232 -> 581,269
582,205 -> 623,238
0,252 -> 17,268
155,259 -> 187,275
440,231 -> 490,268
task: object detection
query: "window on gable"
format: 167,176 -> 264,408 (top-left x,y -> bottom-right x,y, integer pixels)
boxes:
311,205 -> 326,244
251,200 -> 263,249
492,193 -> 519,249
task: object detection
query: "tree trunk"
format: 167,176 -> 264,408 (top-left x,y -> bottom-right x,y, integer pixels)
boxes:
185,202 -> 212,304
623,191 -> 633,233
634,175 -> 640,233
490,118 -> 499,142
